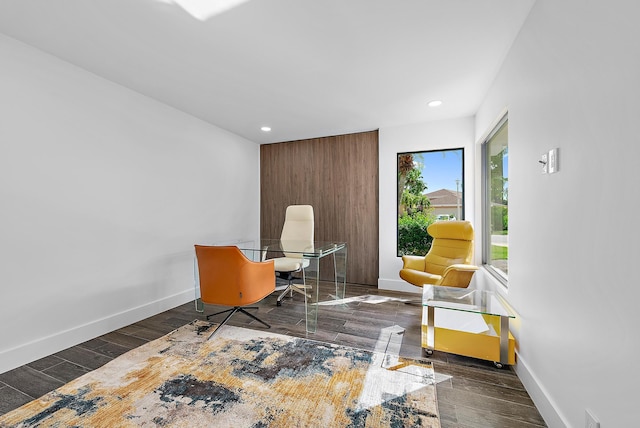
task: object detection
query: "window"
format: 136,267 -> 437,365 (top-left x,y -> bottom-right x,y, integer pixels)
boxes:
397,148 -> 464,256
482,115 -> 508,283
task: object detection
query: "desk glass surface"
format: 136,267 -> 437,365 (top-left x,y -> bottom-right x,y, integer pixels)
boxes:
237,239 -> 346,258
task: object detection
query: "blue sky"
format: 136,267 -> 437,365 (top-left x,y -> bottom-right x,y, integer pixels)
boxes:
414,149 -> 464,193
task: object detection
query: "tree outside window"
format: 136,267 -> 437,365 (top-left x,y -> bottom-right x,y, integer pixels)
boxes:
397,149 -> 464,256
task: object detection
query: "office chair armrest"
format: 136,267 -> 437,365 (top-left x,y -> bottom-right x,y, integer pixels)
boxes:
439,264 -> 479,288
401,255 -> 425,271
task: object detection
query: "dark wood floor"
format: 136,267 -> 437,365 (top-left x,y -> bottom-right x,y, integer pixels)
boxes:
0,283 -> 546,427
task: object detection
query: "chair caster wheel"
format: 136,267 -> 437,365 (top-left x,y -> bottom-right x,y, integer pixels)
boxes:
494,362 -> 504,369
422,349 -> 433,357
276,300 -> 282,307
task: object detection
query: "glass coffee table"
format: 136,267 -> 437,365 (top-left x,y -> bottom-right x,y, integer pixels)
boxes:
422,285 -> 516,368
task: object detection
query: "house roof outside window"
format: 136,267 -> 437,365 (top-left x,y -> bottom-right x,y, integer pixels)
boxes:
425,189 -> 462,219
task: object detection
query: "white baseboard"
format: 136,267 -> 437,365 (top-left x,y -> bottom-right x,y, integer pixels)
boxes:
514,352 -> 568,428
0,289 -> 194,374
377,277 -> 421,294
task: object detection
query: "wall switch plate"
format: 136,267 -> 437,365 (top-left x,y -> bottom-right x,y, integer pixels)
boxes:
548,148 -> 558,173
585,409 -> 600,428
540,153 -> 548,174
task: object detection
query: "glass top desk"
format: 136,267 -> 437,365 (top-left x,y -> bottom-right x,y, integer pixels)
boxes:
195,239 -> 347,334
422,285 -> 516,367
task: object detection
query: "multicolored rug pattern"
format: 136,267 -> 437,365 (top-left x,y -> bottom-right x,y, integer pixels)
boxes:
0,321 -> 440,427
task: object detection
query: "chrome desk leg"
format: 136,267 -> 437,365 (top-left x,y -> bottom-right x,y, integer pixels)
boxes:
499,315 -> 509,365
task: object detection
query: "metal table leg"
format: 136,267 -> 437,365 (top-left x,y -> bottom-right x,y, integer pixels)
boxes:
424,306 -> 435,356
499,315 -> 509,365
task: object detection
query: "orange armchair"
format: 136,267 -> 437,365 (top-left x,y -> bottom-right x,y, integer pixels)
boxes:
400,220 -> 478,289
194,245 -> 275,337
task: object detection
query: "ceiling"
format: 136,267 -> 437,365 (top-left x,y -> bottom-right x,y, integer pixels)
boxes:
0,0 -> 535,144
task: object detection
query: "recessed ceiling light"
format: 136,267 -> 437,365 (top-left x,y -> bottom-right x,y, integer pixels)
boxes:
261,126 -> 272,132
428,100 -> 443,107
171,0 -> 251,21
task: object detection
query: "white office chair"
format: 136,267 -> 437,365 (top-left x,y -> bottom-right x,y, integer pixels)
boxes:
272,205 -> 314,306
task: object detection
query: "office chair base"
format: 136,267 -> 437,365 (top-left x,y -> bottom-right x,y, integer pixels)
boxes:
275,268 -> 309,306
276,283 -> 311,306
205,306 -> 270,339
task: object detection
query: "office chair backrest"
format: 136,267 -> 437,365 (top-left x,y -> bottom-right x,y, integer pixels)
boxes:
194,245 -> 275,307
280,205 -> 314,258
424,220 -> 474,276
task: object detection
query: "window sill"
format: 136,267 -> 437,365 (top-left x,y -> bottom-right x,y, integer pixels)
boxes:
479,264 -> 508,295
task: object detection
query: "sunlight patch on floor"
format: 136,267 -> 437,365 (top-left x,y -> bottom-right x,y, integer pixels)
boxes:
317,295 -> 410,306
355,323 -> 442,410
434,372 -> 453,385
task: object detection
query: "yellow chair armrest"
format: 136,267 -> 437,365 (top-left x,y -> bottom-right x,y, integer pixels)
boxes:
401,255 -> 425,271
439,264 -> 479,288
442,263 -> 479,274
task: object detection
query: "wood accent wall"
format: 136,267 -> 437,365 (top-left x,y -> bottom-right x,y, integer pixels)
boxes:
260,130 -> 379,286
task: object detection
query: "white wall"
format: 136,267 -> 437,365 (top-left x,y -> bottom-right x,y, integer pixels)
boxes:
0,35 -> 260,373
475,1 -> 640,427
378,117 -> 475,293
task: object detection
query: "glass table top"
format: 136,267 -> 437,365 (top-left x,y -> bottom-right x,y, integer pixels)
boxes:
236,239 -> 346,258
422,285 -> 515,318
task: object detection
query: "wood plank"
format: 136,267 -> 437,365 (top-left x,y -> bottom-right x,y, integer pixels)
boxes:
260,130 -> 379,285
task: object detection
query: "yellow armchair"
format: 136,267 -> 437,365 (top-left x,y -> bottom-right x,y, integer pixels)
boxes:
400,220 -> 478,289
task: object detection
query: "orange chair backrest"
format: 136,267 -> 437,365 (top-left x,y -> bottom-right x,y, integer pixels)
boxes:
424,221 -> 474,276
194,245 -> 275,307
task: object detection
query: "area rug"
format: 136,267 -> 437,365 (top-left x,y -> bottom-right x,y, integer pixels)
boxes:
0,321 -> 440,427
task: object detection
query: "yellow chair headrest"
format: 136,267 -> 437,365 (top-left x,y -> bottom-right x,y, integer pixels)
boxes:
427,220 -> 474,241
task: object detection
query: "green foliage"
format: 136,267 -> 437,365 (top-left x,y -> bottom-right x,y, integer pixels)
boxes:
401,190 -> 430,215
490,205 -> 508,232
490,148 -> 508,205
399,163 -> 430,216
398,212 -> 433,256
491,244 -> 508,260
397,155 -> 434,256
404,168 -> 427,195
